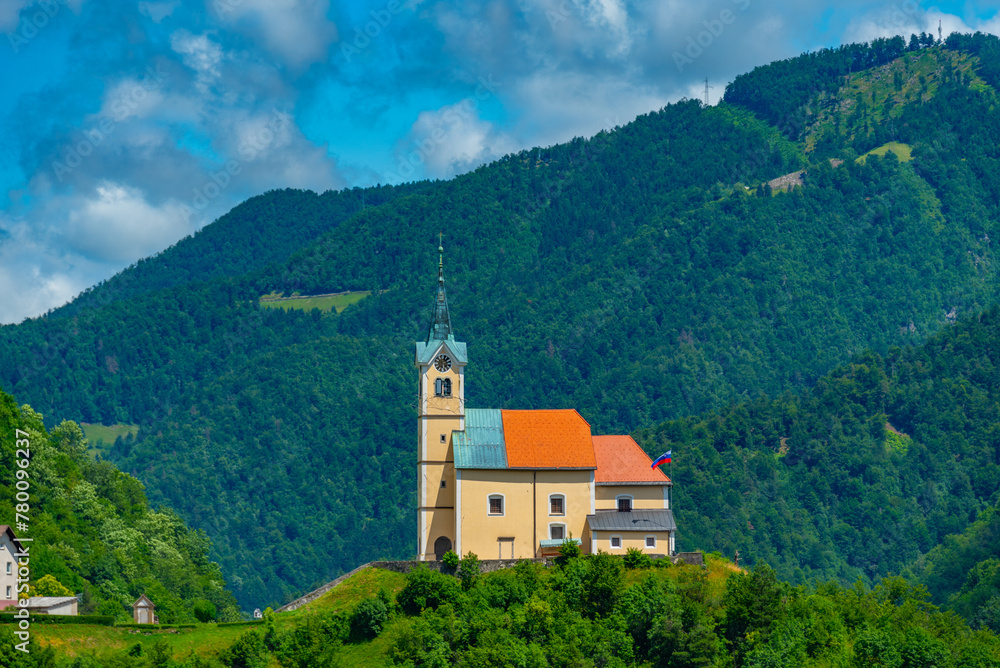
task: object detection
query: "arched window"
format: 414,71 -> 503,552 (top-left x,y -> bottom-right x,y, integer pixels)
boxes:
434,378 -> 453,397
616,495 -> 633,512
549,494 -> 565,515
488,494 -> 504,516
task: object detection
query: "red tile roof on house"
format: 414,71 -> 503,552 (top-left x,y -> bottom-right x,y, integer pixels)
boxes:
592,435 -> 671,483
501,409 -> 598,469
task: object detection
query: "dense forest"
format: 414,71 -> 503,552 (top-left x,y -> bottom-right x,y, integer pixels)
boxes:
1,34 -> 1000,610
0,387 -> 240,624
636,306 -> 1000,621
14,551 -> 999,667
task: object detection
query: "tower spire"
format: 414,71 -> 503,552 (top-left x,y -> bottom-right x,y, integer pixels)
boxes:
438,232 -> 444,285
428,234 -> 453,342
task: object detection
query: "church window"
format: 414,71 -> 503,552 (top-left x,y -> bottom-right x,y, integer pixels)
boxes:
440,434 -> 447,443
488,494 -> 504,515
550,524 -> 566,540
645,535 -> 656,549
610,535 -> 622,549
616,495 -> 633,512
441,480 -> 446,488
549,494 -> 565,515
434,378 -> 452,397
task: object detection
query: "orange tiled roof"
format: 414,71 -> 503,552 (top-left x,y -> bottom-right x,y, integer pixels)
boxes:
593,435 -> 671,483
500,409 -> 597,469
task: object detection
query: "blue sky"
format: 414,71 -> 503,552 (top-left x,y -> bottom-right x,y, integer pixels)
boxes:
0,0 -> 997,324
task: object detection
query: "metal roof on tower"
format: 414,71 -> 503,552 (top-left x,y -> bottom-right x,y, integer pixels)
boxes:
415,238 -> 467,365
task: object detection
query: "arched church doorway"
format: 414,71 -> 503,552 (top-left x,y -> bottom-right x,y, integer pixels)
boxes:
433,536 -> 452,560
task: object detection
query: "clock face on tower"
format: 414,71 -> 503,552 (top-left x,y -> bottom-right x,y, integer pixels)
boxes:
434,354 -> 452,372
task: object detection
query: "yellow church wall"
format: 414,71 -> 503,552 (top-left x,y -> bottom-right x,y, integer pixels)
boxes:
419,416 -> 460,463
590,530 -> 672,554
421,363 -> 464,417
595,485 -> 669,510
419,508 -> 455,561
532,470 -> 593,544
457,469 -> 534,559
457,468 -> 594,559
421,462 -> 455,507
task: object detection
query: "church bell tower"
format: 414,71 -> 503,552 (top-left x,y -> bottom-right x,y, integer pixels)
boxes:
414,239 -> 466,561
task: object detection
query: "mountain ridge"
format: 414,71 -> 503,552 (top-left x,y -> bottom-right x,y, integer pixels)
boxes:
2,34 -> 1000,609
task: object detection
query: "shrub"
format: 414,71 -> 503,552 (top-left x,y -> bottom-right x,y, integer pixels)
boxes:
459,551 -> 481,590
556,538 -> 582,566
441,550 -> 460,570
192,598 -> 217,623
583,551 -> 625,618
624,547 -> 652,570
350,592 -> 390,640
219,629 -> 268,668
397,565 -> 462,615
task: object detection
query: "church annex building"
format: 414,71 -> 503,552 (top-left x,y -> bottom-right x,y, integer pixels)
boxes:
416,245 -> 677,561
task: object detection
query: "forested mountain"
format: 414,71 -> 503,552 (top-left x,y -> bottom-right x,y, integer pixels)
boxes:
0,388 -> 240,622
2,35 -> 1000,609
636,306 -> 1000,611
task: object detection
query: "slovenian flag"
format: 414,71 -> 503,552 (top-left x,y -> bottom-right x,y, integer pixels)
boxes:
650,451 -> 671,468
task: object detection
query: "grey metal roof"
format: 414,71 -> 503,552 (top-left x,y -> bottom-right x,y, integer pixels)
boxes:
586,510 -> 676,532
454,409 -> 508,469
24,597 -> 77,608
415,339 -> 468,366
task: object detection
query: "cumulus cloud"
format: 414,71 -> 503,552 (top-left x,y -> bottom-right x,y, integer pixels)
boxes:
64,183 -> 195,263
3,0 -> 996,324
139,1 -> 180,23
171,31 -> 224,93
214,0 -> 338,68
843,6 -> 976,44
396,99 -> 518,180
0,0 -> 33,31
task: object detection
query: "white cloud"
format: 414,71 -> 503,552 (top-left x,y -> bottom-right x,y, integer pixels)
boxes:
0,0 -> 32,32
398,99 -> 518,180
171,31 -> 224,93
65,183 -> 195,263
213,0 -> 337,67
841,7 -> 1000,45
139,0 -> 180,23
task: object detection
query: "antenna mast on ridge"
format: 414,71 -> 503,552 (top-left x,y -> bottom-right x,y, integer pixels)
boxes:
704,77 -> 713,106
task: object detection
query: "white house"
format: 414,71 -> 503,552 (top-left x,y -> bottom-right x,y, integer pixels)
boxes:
0,525 -> 25,611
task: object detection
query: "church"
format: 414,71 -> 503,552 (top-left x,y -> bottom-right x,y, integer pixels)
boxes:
416,244 -> 677,561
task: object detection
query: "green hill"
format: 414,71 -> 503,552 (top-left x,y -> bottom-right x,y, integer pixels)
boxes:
17,554 -> 1000,667
2,34 -> 1000,609
0,387 -> 240,624
635,305 -> 1000,594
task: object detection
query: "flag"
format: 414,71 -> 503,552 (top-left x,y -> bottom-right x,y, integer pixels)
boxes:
650,451 -> 671,468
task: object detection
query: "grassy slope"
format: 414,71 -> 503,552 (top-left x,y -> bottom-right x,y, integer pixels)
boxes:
33,556 -> 738,665
258,290 -> 372,314
80,422 -> 139,459
804,46 -> 987,149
